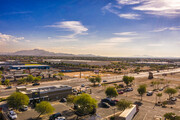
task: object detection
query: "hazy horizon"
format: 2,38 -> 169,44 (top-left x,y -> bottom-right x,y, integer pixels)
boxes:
1,0 -> 180,57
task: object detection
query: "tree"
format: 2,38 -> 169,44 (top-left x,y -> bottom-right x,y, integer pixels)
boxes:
164,88 -> 177,100
105,87 -> 118,98
176,85 -> 180,95
4,79 -> 10,86
122,76 -> 134,87
58,73 -> 64,79
7,92 -> 29,110
33,76 -> 41,83
116,99 -> 132,110
73,93 -> 97,115
67,94 -> 76,105
88,76 -> 102,86
0,71 -> 2,79
156,93 -> 162,102
137,84 -> 147,101
35,101 -> 54,119
164,112 -> 176,120
26,75 -> 34,83
18,78 -> 26,85
95,75 -> 101,84
89,77 -> 96,86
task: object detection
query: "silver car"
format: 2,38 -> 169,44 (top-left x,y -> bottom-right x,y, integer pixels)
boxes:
8,110 -> 17,119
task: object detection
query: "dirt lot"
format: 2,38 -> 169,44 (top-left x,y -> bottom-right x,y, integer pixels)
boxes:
64,71 -> 118,78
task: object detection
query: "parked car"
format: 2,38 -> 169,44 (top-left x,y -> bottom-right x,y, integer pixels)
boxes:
103,80 -> 107,82
147,91 -> 153,96
159,87 -> 164,91
124,88 -> 133,92
8,110 -> 17,119
118,90 -> 124,94
101,102 -> 110,108
101,98 -> 116,106
6,86 -> 12,89
55,117 -> 66,120
20,105 -> 28,111
32,83 -> 40,86
49,113 -> 62,120
60,98 -> 67,102
127,87 -> 133,91
72,89 -> 78,93
170,97 -> 177,101
119,84 -> 124,88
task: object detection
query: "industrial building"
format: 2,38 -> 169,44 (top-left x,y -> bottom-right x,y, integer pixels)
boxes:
16,85 -> 72,101
43,59 -> 111,66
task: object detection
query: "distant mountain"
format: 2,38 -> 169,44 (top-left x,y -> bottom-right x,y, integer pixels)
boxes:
0,49 -> 100,57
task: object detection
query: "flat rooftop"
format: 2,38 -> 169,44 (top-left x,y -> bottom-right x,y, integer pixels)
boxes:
11,65 -> 49,67
18,85 -> 72,94
119,105 -> 136,117
44,59 -> 109,63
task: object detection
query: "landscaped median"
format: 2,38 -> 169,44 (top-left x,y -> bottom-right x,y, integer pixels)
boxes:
0,97 -> 7,102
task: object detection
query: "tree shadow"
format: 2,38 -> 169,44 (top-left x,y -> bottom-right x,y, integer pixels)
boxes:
134,101 -> 143,106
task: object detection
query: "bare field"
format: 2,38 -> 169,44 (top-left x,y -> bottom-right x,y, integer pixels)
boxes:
64,71 -> 118,78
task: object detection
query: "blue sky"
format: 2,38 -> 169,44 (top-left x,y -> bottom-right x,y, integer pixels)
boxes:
0,0 -> 180,57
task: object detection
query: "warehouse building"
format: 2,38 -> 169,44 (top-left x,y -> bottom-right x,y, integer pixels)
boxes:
43,59 -> 111,66
10,65 -> 50,70
16,85 -> 72,101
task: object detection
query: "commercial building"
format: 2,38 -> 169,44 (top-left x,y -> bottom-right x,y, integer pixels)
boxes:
10,65 -> 50,70
16,85 -> 72,101
43,59 -> 110,66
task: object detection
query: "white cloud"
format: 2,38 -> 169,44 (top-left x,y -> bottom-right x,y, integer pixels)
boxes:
117,0 -> 142,5
46,21 -> 88,42
118,13 -> 140,19
96,37 -> 132,47
113,32 -> 138,35
0,33 -> 24,43
133,0 -> 180,17
147,44 -> 163,47
151,26 -> 180,32
102,3 -> 141,20
46,21 -> 88,35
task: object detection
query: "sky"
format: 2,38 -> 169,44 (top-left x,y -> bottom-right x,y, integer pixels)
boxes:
0,0 -> 180,57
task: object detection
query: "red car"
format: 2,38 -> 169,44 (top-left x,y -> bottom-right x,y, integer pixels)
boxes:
118,90 -> 124,94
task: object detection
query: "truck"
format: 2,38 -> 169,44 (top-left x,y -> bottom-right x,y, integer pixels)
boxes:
119,104 -> 139,120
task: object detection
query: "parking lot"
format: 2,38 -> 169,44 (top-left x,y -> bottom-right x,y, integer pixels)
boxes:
1,72 -> 180,120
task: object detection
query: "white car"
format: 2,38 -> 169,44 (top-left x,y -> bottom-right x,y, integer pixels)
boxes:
55,116 -> 66,120
8,110 -> 17,119
20,105 -> 28,111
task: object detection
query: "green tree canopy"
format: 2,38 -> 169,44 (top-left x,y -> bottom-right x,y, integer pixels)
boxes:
122,76 -> 134,87
95,75 -> 102,84
67,94 -> 76,105
164,112 -> 177,120
116,99 -> 132,110
4,79 -> 10,86
7,92 -> 29,110
89,76 -> 102,86
26,75 -> 34,83
18,78 -> 26,85
35,101 -> 55,119
74,93 -> 97,115
105,87 -> 118,98
164,88 -> 177,99
137,84 -> 147,101
33,76 -> 41,83
58,72 -> 64,76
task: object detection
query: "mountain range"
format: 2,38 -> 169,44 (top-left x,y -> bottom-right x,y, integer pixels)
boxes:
0,49 -> 99,57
